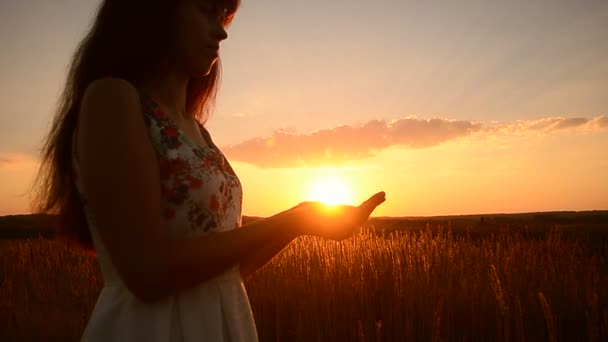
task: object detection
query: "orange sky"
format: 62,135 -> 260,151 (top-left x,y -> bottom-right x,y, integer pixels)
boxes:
1,1 -> 607,216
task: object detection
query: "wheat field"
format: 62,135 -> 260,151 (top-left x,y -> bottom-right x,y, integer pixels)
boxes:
1,223 -> 607,341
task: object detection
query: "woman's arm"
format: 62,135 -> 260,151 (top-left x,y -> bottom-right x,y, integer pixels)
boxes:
161,211 -> 300,302
238,222 -> 297,280
76,79 -> 303,304
236,204 -> 311,279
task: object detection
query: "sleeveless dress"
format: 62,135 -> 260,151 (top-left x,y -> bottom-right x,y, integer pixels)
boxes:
72,89 -> 259,341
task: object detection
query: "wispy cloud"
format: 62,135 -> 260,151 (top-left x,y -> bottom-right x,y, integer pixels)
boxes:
0,153 -> 38,169
221,115 -> 607,169
486,115 -> 608,135
230,112 -> 251,118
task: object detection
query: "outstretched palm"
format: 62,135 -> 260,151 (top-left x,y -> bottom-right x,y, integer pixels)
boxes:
293,191 -> 386,240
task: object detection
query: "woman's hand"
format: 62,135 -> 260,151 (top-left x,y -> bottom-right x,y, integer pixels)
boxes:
290,191 -> 386,241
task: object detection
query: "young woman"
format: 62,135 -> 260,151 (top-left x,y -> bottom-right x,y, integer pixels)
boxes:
31,0 -> 386,340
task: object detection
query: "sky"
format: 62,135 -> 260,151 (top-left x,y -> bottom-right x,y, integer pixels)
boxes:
0,0 -> 607,217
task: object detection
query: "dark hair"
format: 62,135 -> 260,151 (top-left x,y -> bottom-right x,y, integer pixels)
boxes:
29,0 -> 240,253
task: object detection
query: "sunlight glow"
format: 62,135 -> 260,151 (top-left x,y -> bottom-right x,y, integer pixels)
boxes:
306,176 -> 354,205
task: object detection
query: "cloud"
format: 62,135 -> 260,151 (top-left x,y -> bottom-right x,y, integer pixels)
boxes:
485,115 -> 608,136
220,115 -> 607,169
230,112 -> 251,118
586,115 -> 608,130
221,116 -> 481,168
0,153 -> 38,170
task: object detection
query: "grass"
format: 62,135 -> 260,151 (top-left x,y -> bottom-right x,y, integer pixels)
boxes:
1,222 -> 607,341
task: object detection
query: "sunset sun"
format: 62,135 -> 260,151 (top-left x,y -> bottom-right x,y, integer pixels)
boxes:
306,176 -> 354,206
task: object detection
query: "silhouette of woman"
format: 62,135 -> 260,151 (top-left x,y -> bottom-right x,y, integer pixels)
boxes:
32,1 -> 386,340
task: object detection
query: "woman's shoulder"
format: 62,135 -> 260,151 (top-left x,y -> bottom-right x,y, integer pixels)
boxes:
84,77 -> 140,101
80,77 -> 149,125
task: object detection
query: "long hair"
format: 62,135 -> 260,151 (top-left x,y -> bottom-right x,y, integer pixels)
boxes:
29,0 -> 240,253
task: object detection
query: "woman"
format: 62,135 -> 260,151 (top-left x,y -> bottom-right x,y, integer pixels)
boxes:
31,0 -> 386,340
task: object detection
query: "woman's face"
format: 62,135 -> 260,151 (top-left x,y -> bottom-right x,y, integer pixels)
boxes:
169,0 -> 229,77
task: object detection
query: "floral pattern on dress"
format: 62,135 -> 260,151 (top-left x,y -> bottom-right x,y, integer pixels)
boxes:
138,93 -> 243,237
72,92 -> 243,239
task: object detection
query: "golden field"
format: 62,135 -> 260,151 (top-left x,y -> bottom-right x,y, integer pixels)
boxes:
1,217 -> 607,341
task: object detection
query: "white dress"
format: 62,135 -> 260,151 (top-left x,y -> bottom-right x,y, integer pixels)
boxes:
72,90 -> 259,341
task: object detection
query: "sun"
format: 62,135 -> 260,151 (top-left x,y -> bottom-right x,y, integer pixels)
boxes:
306,176 -> 354,206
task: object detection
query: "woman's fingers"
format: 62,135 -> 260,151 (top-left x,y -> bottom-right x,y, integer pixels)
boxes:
351,191 -> 386,224
359,191 -> 386,211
